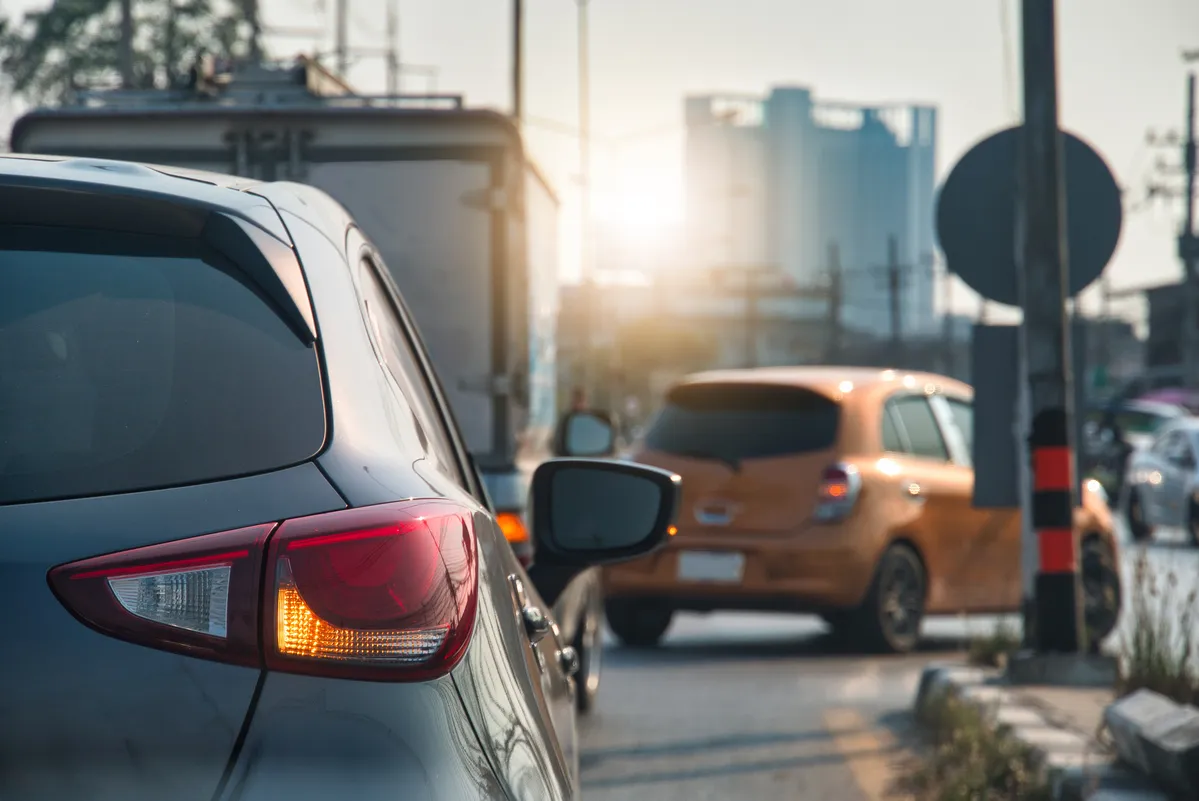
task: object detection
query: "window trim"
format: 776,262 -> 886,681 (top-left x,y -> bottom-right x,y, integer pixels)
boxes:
929,394 -> 973,467
351,241 -> 483,498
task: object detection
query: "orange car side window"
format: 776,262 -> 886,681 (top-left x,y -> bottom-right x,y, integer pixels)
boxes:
889,396 -> 950,462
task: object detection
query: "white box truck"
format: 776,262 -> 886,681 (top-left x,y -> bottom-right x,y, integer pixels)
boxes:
10,58 -> 606,713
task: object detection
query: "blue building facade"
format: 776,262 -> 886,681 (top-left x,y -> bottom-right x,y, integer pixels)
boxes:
685,87 -> 937,338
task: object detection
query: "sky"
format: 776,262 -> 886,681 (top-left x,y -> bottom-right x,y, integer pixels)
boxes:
3,0 -> 1198,319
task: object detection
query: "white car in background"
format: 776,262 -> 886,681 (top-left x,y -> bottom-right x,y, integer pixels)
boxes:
1086,400 -> 1187,455
1125,418 -> 1199,546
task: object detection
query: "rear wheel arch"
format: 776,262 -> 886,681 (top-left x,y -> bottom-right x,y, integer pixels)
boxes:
886,536 -> 929,598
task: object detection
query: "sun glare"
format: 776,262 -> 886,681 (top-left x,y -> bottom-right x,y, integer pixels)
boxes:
596,169 -> 683,240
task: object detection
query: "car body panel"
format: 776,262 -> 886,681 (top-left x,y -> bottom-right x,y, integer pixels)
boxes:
255,181 -> 577,798
214,673 -> 504,801
0,465 -> 347,801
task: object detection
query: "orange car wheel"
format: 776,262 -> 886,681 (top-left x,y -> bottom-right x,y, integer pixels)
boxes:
847,544 -> 926,655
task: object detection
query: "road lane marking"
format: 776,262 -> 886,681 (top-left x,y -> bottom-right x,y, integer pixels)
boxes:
822,707 -> 909,801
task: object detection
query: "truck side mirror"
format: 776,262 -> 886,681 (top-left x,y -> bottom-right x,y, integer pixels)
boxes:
554,410 -> 616,457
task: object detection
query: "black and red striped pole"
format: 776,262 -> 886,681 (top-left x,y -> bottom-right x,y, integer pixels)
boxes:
1020,0 -> 1085,653
1030,409 -> 1084,651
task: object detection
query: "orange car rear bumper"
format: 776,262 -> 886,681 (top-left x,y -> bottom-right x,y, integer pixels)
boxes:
601,524 -> 880,611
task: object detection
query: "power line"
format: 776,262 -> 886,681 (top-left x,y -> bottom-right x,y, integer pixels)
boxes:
999,0 -> 1019,121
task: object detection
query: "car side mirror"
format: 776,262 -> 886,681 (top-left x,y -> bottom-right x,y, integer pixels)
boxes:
524,458 -> 680,605
554,410 -> 616,457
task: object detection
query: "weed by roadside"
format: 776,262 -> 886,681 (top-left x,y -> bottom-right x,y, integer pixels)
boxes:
967,620 -> 1022,669
1116,551 -> 1199,706
891,690 -> 1052,801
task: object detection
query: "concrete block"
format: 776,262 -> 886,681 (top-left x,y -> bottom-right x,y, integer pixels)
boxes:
1105,689 -> 1199,798
1007,650 -> 1119,688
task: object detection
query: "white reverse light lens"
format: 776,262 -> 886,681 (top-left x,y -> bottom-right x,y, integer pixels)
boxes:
108,566 -> 231,637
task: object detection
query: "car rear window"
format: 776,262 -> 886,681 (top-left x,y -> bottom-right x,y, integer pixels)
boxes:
0,225 -> 326,505
643,382 -> 839,463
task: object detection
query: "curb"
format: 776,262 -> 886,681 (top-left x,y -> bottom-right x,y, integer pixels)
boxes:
913,664 -> 1170,801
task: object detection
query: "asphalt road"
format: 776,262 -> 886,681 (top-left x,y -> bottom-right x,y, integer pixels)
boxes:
577,520 -> 1199,801
577,612 -> 1007,801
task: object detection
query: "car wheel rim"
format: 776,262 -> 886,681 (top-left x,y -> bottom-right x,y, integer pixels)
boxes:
880,560 -> 923,646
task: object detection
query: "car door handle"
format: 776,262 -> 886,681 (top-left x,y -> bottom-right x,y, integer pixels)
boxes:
557,645 -> 580,678
509,573 -> 552,644
521,603 -> 552,645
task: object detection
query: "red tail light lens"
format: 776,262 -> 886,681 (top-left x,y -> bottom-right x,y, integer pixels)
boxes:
814,463 -> 862,523
266,500 -> 478,681
48,499 -> 479,682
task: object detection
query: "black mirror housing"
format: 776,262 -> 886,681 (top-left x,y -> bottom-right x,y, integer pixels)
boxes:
553,410 -> 617,458
529,458 -> 680,568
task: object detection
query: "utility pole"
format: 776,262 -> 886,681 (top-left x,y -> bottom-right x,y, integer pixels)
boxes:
119,0 -> 134,88
385,0 -> 400,95
1100,274 -> 1113,372
335,0 -> 349,78
745,269 -> 759,368
942,264 -> 955,376
512,0 -> 524,124
1181,72 -> 1198,389
1019,0 -> 1084,654
826,242 -> 843,363
576,0 -> 596,399
165,0 -> 177,85
244,0 -> 262,60
887,235 -> 904,366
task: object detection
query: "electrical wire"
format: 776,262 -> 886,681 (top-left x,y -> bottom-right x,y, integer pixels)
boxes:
999,0 -> 1019,122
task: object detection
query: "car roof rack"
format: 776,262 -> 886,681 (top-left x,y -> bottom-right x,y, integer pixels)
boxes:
63,54 -> 464,112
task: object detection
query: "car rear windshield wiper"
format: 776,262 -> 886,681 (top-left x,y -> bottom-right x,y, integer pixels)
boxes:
669,448 -> 741,472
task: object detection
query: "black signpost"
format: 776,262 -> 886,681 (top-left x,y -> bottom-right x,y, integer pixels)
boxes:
937,126 -> 1122,307
936,51 -> 1124,661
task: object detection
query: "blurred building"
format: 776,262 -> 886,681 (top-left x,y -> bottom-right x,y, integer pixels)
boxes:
556,268 -> 832,408
684,87 -> 938,338
1144,281 -> 1188,386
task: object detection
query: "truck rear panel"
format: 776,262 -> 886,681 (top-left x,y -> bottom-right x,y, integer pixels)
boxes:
12,107 -> 558,472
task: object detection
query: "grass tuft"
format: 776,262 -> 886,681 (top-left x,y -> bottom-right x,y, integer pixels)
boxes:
893,690 -> 1052,801
1116,550 -> 1199,705
967,620 -> 1022,669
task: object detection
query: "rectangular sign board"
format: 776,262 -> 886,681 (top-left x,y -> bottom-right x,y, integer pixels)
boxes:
972,322 -> 1088,508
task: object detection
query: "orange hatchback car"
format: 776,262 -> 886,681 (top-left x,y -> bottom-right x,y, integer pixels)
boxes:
603,367 -> 1122,653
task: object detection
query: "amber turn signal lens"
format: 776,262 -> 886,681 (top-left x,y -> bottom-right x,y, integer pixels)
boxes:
497,512 -> 529,544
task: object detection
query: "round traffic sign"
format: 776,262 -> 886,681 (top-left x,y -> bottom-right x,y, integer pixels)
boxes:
935,126 -> 1123,306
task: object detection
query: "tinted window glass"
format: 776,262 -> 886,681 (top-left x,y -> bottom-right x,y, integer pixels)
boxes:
946,398 -> 974,463
360,262 -> 464,484
882,406 -> 906,453
0,227 -> 326,505
890,396 -> 949,461
644,383 -> 839,464
1151,430 -> 1178,455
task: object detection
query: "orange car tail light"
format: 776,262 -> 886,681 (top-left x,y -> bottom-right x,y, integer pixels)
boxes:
814,463 -> 862,522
